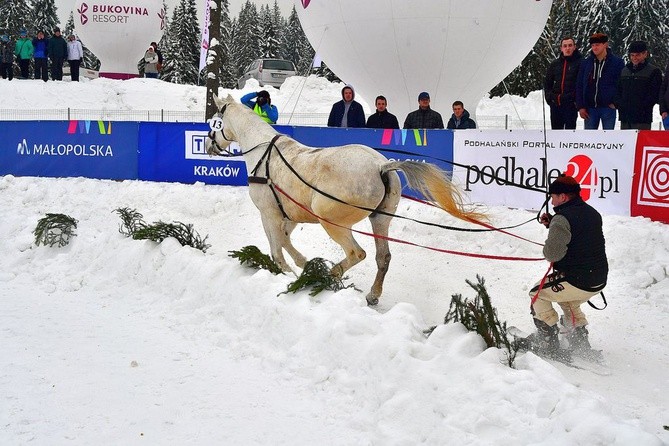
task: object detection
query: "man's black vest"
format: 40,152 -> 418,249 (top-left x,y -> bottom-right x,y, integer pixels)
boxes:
553,197 -> 608,291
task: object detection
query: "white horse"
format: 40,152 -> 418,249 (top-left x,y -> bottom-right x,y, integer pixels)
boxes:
205,94 -> 483,305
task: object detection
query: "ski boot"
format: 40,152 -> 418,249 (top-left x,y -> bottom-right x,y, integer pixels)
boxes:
514,320 -> 571,362
566,325 -> 603,362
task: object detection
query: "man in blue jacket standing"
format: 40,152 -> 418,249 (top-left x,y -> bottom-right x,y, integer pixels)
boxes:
327,85 -> 366,128
33,31 -> 49,82
576,33 -> 624,129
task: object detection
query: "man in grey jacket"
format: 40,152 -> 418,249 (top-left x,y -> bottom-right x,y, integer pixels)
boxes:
524,175 -> 608,358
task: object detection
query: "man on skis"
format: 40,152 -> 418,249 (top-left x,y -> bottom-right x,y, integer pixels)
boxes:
522,174 -> 608,360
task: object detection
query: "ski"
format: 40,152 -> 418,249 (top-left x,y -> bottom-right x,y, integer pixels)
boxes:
508,326 -> 611,376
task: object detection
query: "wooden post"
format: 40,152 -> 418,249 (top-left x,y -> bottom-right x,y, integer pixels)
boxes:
205,0 -> 222,121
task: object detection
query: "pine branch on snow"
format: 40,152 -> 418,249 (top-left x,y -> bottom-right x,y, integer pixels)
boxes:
229,245 -> 283,275
33,213 -> 78,247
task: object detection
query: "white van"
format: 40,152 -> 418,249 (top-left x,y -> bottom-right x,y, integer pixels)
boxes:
237,58 -> 297,89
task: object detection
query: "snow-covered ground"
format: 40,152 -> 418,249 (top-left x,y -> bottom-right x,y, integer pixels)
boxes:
1,77 -> 667,445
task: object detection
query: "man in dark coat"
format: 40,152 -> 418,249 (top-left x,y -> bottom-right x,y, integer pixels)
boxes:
576,33 -> 624,130
366,95 -> 399,129
524,175 -> 608,358
403,92 -> 444,129
446,101 -> 476,129
614,41 -> 662,130
327,85 -> 366,128
661,62 -> 669,130
48,27 -> 68,81
544,37 -> 582,129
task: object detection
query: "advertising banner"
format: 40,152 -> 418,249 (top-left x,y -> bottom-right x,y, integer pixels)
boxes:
291,127 -> 453,168
74,0 -> 165,78
290,127 -> 454,200
137,123 -> 295,186
631,131 -> 669,223
0,121 -> 138,180
138,122 -> 247,186
452,130 -> 637,215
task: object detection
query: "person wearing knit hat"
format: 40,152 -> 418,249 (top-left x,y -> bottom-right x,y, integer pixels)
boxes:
403,91 -> 444,129
520,174 -> 608,359
240,90 -> 279,124
575,32 -> 624,129
14,28 -> 33,79
613,40 -> 662,130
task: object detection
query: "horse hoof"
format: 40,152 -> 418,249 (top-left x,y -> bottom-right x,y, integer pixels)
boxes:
366,295 -> 379,306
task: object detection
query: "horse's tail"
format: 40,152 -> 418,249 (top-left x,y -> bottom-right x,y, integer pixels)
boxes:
381,161 -> 487,223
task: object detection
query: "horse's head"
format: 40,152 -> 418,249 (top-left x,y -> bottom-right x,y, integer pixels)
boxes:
206,94 -> 237,156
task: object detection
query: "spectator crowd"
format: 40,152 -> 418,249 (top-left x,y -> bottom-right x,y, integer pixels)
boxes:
0,27 -> 84,82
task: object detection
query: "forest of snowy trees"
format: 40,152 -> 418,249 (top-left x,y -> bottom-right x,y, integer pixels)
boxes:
1,0 -> 668,97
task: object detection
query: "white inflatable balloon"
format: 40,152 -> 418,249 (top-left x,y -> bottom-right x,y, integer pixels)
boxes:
74,0 -> 165,79
296,0 -> 553,120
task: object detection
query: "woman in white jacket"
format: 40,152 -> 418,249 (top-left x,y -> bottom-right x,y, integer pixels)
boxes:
144,46 -> 159,79
67,35 -> 84,82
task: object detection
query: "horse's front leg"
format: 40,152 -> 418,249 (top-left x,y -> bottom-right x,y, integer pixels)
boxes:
258,213 -> 293,273
281,220 -> 307,268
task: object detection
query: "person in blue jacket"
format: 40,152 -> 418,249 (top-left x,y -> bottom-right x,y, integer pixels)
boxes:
576,33 -> 625,129
327,84 -> 366,128
33,30 -> 49,82
241,90 -> 278,124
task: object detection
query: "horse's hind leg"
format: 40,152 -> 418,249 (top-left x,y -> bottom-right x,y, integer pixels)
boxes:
366,213 -> 393,306
320,223 -> 366,277
281,220 -> 307,268
366,174 -> 401,305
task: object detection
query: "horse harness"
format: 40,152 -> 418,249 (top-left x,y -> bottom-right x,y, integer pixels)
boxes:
209,104 -> 290,220
246,135 -> 291,220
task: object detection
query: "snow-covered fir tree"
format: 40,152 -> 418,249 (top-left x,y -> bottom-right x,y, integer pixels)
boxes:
162,0 -> 200,85
280,5 -> 314,75
31,0 -> 59,36
258,4 -> 280,58
218,0 -> 237,88
613,0 -> 669,70
574,0 -> 615,50
0,0 -> 32,36
231,0 -> 261,77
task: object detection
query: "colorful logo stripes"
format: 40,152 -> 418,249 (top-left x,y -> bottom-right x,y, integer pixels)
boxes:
380,129 -> 428,146
67,121 -> 112,135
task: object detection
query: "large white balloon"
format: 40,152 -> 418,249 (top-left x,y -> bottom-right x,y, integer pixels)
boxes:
74,0 -> 165,79
296,0 -> 552,121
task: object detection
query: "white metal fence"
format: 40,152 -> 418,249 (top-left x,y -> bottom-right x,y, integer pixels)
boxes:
0,109 -> 664,129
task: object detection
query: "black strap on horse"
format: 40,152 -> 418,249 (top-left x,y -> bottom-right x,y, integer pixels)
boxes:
269,143 -> 537,233
247,135 -> 291,220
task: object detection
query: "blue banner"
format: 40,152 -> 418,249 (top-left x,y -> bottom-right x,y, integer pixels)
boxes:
0,121 -> 138,180
137,123 -> 295,186
291,127 -> 454,172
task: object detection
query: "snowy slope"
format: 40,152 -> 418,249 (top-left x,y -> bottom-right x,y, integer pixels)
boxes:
0,78 -> 667,445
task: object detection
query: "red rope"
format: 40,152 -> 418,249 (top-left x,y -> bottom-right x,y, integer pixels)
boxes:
530,262 -> 553,305
401,194 -> 544,247
274,184 -> 545,262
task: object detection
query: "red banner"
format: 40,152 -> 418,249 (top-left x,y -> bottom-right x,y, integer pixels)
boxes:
631,131 -> 669,223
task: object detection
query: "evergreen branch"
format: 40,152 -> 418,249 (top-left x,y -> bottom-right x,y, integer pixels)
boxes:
281,258 -> 358,297
228,245 -> 283,275
113,207 -> 147,236
132,221 -> 211,253
429,275 -> 520,367
33,213 -> 78,247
